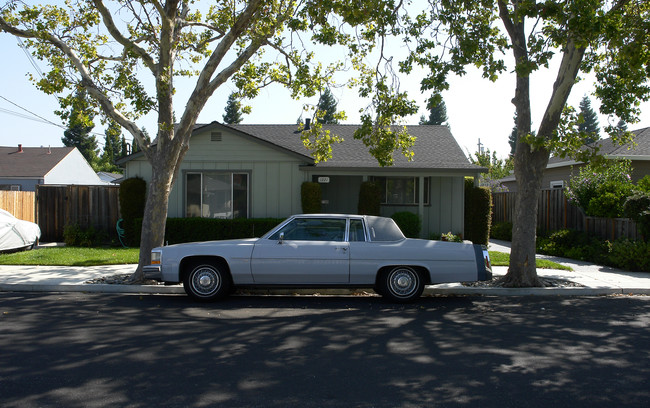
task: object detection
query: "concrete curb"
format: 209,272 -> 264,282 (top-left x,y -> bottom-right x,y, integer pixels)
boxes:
2,283 -> 649,297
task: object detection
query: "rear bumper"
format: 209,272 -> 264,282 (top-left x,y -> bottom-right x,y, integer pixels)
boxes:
475,245 -> 493,281
143,265 -> 162,281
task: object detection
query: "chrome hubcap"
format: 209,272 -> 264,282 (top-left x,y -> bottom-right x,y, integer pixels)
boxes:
192,267 -> 220,296
389,268 -> 418,297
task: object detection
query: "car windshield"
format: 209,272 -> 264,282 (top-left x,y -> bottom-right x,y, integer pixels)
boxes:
365,216 -> 405,241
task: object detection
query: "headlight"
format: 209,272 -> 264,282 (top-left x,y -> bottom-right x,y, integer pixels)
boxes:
151,250 -> 162,265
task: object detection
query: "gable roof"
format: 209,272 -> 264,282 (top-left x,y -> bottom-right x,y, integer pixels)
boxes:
0,146 -> 75,178
225,123 -> 478,170
547,126 -> 650,168
117,122 -> 483,172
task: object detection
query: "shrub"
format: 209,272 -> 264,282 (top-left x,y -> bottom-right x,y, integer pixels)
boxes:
623,193 -> 650,241
134,217 -> 284,245
464,179 -> 492,245
608,240 -> 650,271
490,221 -> 513,241
565,159 -> 635,217
63,224 -> 110,247
358,181 -> 382,215
536,229 -> 608,264
119,177 -> 147,245
637,175 -> 650,193
391,211 -> 421,238
301,182 -> 321,214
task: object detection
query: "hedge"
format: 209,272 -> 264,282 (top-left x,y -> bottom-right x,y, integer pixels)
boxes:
133,217 -> 285,245
464,179 -> 492,245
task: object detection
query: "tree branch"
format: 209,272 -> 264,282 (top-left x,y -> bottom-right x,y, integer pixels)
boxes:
91,0 -> 157,74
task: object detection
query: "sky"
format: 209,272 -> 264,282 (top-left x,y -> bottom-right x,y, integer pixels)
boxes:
1,11 -> 649,161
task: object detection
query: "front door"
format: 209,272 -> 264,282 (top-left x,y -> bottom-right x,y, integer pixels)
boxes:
314,175 -> 363,214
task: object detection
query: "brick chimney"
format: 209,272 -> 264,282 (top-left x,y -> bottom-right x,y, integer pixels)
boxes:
18,144 -> 23,153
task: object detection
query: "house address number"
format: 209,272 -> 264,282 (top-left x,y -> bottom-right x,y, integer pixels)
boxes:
318,177 -> 330,183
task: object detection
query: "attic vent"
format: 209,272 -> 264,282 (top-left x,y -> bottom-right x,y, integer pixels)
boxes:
211,132 -> 223,142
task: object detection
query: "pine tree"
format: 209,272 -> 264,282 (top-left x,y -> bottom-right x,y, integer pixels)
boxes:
578,96 -> 600,144
222,92 -> 244,124
508,113 -> 517,156
120,136 -> 129,157
616,119 -> 628,133
419,94 -> 448,126
98,120 -> 123,172
316,88 -> 339,124
61,90 -> 98,167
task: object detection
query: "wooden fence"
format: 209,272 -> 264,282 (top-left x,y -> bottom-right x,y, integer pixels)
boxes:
36,185 -> 121,242
492,190 -> 639,241
0,191 -> 36,222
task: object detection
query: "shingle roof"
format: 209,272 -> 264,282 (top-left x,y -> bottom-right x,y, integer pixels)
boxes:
0,146 -> 74,178
226,123 -> 479,170
548,126 -> 650,166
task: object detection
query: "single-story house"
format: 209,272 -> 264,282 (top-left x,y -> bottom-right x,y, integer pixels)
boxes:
117,122 -> 485,238
500,126 -> 650,192
0,145 -> 104,191
97,171 -> 124,184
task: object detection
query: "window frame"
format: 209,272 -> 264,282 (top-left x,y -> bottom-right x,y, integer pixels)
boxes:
184,170 -> 250,219
372,176 -> 430,206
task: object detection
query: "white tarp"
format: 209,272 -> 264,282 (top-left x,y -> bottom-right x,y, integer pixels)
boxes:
0,209 -> 41,252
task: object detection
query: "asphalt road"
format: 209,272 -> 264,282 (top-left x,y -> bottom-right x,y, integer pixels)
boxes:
1,293 -> 649,408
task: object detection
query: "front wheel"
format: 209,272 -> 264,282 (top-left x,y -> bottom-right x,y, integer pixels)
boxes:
379,266 -> 424,303
183,263 -> 231,302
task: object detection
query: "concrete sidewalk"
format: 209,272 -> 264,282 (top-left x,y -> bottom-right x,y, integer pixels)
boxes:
0,240 -> 648,297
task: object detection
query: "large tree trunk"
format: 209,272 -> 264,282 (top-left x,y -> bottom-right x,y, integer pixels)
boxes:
130,160 -> 173,282
504,146 -> 547,287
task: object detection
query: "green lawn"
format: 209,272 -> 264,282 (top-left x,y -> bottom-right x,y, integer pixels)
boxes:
0,247 -> 140,266
0,247 -> 571,270
489,251 -> 572,270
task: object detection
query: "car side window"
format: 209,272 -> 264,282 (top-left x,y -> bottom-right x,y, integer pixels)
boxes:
269,218 -> 347,242
348,219 -> 366,242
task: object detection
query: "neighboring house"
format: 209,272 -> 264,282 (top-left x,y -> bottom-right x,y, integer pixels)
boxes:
0,145 -> 104,191
117,122 -> 485,238
97,171 -> 123,184
501,126 -> 650,192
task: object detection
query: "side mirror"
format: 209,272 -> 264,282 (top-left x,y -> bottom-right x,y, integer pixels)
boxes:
278,232 -> 284,244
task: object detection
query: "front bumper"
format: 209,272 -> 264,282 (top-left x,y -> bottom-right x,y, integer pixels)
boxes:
143,265 -> 163,281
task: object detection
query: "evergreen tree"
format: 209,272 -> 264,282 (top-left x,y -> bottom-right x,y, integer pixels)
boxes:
578,96 -> 600,144
419,94 -> 448,126
98,120 -> 123,172
616,119 -> 628,133
316,88 -> 339,124
120,136 -> 129,157
222,92 -> 244,124
61,90 -> 98,167
508,113 -> 518,156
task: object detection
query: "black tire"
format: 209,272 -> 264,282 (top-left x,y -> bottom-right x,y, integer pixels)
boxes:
379,266 -> 424,303
183,263 -> 231,302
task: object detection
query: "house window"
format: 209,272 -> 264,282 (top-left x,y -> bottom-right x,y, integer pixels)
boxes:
186,172 -> 249,218
372,176 -> 430,205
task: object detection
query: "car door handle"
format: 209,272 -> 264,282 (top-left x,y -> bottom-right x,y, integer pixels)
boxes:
336,247 -> 348,252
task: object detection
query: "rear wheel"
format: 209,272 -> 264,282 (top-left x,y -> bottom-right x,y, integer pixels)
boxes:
379,266 -> 424,303
183,263 -> 231,302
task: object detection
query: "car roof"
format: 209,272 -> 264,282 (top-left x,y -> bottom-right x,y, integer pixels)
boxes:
290,214 -> 384,220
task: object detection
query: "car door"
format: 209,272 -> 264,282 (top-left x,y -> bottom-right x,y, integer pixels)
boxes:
250,217 -> 350,284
